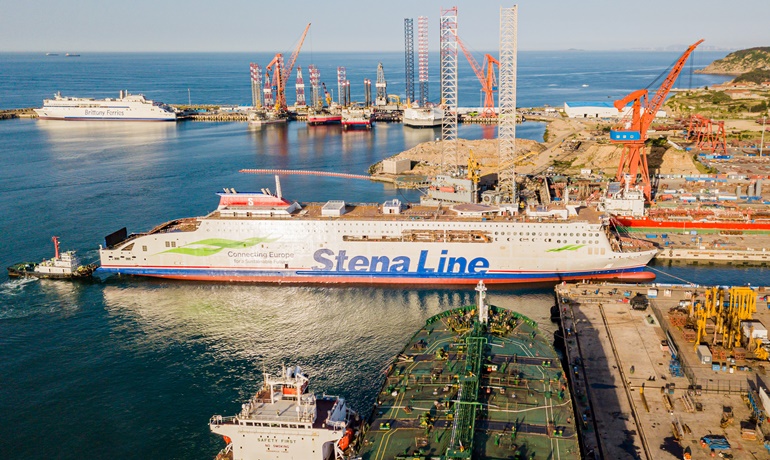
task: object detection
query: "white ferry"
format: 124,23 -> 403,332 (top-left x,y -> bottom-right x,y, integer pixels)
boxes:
34,91 -> 177,121
209,365 -> 359,460
97,176 -> 657,284
402,106 -> 443,128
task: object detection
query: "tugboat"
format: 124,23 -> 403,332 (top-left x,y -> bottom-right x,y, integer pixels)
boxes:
7,236 -> 96,279
210,364 -> 360,460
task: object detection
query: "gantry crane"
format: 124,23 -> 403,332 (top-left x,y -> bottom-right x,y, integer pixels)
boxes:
457,34 -> 499,118
265,23 -> 311,111
611,39 -> 703,201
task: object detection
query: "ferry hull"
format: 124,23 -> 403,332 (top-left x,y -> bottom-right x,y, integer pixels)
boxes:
96,265 -> 654,284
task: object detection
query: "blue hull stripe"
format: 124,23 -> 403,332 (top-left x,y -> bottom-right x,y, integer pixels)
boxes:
97,266 -> 648,280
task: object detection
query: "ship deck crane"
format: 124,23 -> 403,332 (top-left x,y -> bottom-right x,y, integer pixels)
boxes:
266,23 -> 311,111
457,34 -> 498,118
610,39 -> 703,201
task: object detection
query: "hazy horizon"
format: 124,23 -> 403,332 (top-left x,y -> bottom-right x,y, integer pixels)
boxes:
2,1 -> 767,53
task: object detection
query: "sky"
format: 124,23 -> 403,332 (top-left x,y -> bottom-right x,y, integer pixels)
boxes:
2,0 -> 768,53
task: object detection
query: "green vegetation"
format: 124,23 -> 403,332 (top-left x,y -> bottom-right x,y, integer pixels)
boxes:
692,154 -> 718,174
709,92 -> 731,104
734,68 -> 770,85
551,159 -> 574,170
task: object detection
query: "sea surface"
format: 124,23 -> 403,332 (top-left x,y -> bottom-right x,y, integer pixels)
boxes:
0,51 -> 764,459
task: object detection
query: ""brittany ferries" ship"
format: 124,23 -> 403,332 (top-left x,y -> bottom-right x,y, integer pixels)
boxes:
97,175 -> 657,284
34,91 -> 177,121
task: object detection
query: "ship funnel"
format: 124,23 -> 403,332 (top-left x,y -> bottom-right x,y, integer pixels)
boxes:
275,175 -> 283,200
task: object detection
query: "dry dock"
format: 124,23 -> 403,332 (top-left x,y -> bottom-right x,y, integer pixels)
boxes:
556,282 -> 770,459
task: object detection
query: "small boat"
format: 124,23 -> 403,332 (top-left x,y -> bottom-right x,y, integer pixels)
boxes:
7,236 -> 97,280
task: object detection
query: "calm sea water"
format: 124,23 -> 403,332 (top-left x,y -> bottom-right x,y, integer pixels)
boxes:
0,51 -> 762,459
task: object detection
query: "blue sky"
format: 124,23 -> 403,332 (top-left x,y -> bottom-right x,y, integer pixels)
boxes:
2,0 -> 767,52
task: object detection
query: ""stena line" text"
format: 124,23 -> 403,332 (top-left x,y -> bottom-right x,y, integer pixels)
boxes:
312,249 -> 489,274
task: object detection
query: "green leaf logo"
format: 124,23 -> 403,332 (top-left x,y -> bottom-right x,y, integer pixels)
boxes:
161,236 -> 277,257
547,244 -> 585,253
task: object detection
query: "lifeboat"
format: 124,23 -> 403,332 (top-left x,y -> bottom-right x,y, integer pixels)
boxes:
337,428 -> 354,450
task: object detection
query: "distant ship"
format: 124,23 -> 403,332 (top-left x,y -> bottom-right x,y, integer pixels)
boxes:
341,106 -> 372,130
45,53 -> 58,56
247,109 -> 287,126
307,109 -> 342,125
403,106 -> 443,128
34,90 -> 178,121
210,364 -> 359,460
64,53 -> 80,57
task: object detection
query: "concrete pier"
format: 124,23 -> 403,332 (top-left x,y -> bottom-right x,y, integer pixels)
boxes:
556,282 -> 770,459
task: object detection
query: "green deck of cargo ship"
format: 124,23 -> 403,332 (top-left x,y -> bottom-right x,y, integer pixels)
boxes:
354,284 -> 580,460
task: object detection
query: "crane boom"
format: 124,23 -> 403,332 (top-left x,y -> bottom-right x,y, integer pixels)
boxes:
610,39 -> 703,201
456,34 -> 498,117
281,23 -> 311,84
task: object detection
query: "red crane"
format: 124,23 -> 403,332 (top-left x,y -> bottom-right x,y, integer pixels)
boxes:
456,34 -> 499,117
266,23 -> 311,111
611,39 -> 704,201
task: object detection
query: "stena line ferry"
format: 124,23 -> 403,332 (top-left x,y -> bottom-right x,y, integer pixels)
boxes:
97,176 -> 657,284
34,91 -> 177,121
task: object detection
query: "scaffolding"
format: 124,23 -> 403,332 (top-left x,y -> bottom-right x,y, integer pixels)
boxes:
364,78 -> 372,107
440,7 -> 459,175
263,69 -> 274,109
295,66 -> 306,108
337,66 -> 347,106
418,16 -> 429,106
308,65 -> 321,109
498,6 -> 518,205
250,63 -> 263,109
375,62 -> 387,106
404,18 -> 415,104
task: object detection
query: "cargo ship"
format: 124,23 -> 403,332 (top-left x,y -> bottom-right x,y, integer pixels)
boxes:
354,281 -> 580,459
602,187 -> 770,232
34,91 -> 177,121
97,176 -> 656,284
210,364 -> 360,460
307,109 -> 342,125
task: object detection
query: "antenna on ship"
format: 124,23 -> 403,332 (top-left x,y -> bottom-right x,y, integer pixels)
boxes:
275,175 -> 283,200
476,280 -> 488,324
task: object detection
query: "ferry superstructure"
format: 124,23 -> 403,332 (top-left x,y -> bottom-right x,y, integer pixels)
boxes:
34,91 -> 177,121
210,365 -> 359,460
98,178 -> 657,284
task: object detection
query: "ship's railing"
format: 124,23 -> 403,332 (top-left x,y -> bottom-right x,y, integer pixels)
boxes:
210,415 -> 236,425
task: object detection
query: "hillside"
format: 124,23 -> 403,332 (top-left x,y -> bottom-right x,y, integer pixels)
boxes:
697,47 -> 770,75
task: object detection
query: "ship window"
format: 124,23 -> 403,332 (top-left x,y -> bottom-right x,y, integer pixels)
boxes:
142,246 -> 147,252
271,423 -> 279,427
165,241 -> 170,247
601,248 -> 606,255
588,248 -> 593,255
289,424 -> 297,429
171,241 -> 176,247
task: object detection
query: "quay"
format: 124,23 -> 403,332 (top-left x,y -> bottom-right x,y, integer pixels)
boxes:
0,108 -> 36,119
556,281 -> 770,459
